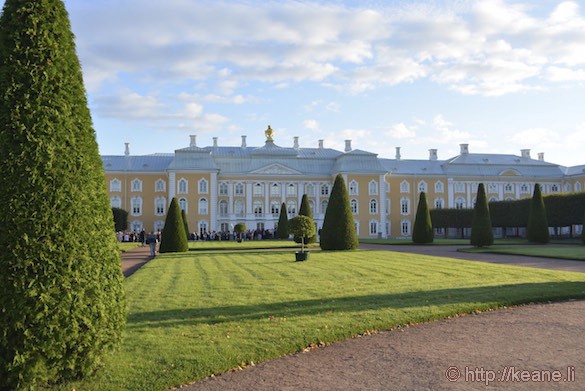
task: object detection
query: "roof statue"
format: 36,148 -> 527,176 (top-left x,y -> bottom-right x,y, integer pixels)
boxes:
265,125 -> 274,142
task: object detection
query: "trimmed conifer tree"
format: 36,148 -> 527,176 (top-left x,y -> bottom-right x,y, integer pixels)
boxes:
412,192 -> 434,244
159,198 -> 189,253
470,183 -> 494,247
181,209 -> 190,241
0,1 -> 126,388
112,207 -> 129,232
527,183 -> 550,244
275,202 -> 289,239
320,174 -> 359,250
582,214 -> 585,245
295,194 -> 316,243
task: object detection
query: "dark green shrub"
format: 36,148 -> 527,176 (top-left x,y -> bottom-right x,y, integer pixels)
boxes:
295,194 -> 316,243
181,209 -> 190,241
289,215 -> 316,252
275,202 -> 289,239
320,174 -> 359,250
527,184 -> 550,244
0,1 -> 126,388
159,198 -> 189,253
412,192 -> 434,244
470,183 -> 494,247
112,207 -> 129,232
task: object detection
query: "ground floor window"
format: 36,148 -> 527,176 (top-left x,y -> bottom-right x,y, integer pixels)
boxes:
130,220 -> 143,232
401,220 -> 410,236
369,220 -> 378,235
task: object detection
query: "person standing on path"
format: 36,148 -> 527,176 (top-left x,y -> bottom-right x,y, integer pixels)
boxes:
146,232 -> 158,256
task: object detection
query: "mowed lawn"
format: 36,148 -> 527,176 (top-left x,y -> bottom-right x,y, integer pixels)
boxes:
63,248 -> 585,390
460,244 -> 585,260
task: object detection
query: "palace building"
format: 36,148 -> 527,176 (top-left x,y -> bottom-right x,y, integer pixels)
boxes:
102,126 -> 585,238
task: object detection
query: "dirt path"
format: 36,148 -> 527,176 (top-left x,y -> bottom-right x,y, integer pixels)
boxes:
120,246 -> 153,277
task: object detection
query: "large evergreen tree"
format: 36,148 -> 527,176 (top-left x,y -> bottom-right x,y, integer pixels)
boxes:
295,194 -> 316,243
275,202 -> 289,239
412,192 -> 434,244
159,198 -> 189,253
0,1 -> 126,388
527,183 -> 550,244
470,183 -> 494,247
181,209 -> 190,241
112,207 -> 129,232
320,174 -> 359,250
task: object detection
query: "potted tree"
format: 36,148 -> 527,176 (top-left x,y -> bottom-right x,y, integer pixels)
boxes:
288,215 -> 316,261
234,223 -> 247,242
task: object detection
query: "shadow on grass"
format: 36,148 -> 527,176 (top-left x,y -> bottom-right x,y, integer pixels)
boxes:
127,282 -> 585,330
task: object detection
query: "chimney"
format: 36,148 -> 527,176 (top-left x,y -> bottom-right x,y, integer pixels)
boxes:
241,135 -> 247,148
213,137 -> 218,147
521,149 -> 531,159
460,144 -> 469,155
429,149 -> 438,161
124,142 -> 130,156
293,136 -> 299,150
538,152 -> 544,161
318,139 -> 324,149
395,147 -> 401,161
344,140 -> 352,152
189,135 -> 197,147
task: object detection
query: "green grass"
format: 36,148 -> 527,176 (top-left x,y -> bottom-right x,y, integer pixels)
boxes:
62,249 -> 585,390
188,239 -> 317,251
118,242 -> 142,253
460,244 -> 585,261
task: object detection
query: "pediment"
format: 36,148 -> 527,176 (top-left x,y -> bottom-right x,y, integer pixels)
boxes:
251,163 -> 302,175
499,169 -> 521,176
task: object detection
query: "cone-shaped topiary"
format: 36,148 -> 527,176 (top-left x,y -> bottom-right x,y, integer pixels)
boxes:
275,202 -> 289,239
527,183 -> 550,244
412,192 -> 434,244
181,209 -> 190,241
295,194 -> 316,243
0,1 -> 126,388
320,174 -> 359,250
159,198 -> 189,253
582,214 -> 585,245
112,207 -> 129,232
470,183 -> 494,247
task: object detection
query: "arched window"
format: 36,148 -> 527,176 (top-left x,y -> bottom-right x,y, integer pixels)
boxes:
551,184 -> 559,193
234,200 -> 244,217
287,183 -> 296,196
504,183 -> 513,193
110,178 -> 121,192
434,181 -> 444,193
320,200 -> 328,214
488,183 -> 497,194
455,197 -> 466,209
320,184 -> 329,196
564,183 -> 571,192
520,183 -> 529,194
270,183 -> 280,196
131,196 -> 142,216
219,200 -> 228,217
154,220 -> 165,232
253,183 -> 263,196
305,183 -> 315,196
198,178 -> 208,194
219,182 -> 228,195
287,200 -> 296,216
401,220 -> 410,236
155,179 -> 166,192
369,220 -> 378,235
369,180 -> 378,195
130,220 -> 143,232
199,198 -> 208,215
235,183 -> 244,196
400,197 -> 409,215
271,201 -> 280,216
349,180 -> 358,195
489,197 -> 498,202
178,178 -> 188,194
417,181 -> 427,193
131,178 -> 142,192
179,197 -> 188,212
400,180 -> 410,193
369,199 -> 378,214
110,196 -> 121,208
155,196 -> 166,215
434,198 -> 444,209
576,182 -> 582,192
253,200 -> 263,217
354,220 -> 360,236
350,199 -> 358,214
199,221 -> 208,233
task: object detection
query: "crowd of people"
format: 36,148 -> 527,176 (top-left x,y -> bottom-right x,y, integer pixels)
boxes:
115,228 -> 276,244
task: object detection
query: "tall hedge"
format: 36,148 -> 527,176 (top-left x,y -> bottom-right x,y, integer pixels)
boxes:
412,192 -> 434,244
181,209 -> 190,241
159,198 -> 189,253
295,194 -> 316,243
112,207 -> 129,232
527,183 -> 550,244
0,1 -> 126,388
320,174 -> 359,250
470,183 -> 494,247
275,202 -> 289,239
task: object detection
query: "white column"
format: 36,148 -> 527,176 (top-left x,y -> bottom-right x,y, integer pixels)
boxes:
210,172 -> 218,231
228,181 -> 234,215
466,182 -> 472,207
379,175 -> 387,238
264,181 -> 269,219
298,181 -> 304,205
447,178 -> 454,208
515,182 -> 520,199
315,181 -> 321,218
169,172 -> 176,199
281,181 -> 286,204
498,183 -> 504,200
246,181 -> 253,219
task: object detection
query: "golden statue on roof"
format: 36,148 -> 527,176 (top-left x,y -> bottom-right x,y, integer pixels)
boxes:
265,125 -> 274,142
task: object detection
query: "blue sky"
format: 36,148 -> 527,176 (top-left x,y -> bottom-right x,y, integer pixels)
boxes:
4,0 -> 585,166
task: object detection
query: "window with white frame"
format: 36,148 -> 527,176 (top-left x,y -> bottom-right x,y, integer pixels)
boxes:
155,179 -> 166,193
354,220 -> 360,236
434,198 -> 444,209
369,220 -> 378,235
110,178 -> 121,192
369,180 -> 378,195
130,220 -> 143,232
320,200 -> 328,214
219,182 -> 228,195
349,180 -> 358,195
305,183 -> 315,196
434,181 -> 444,193
488,183 -> 497,193
287,200 -> 296,216
400,197 -> 409,215
199,198 -> 208,215
520,183 -> 529,194
199,221 -> 208,233
576,182 -> 582,192
154,220 -> 165,232
385,199 -> 390,214
350,199 -> 358,214
110,196 -> 121,208
400,180 -> 410,193
131,196 -> 142,216
271,201 -> 280,216
564,183 -> 571,192
504,183 -> 513,193
320,184 -> 329,196
235,183 -> 244,196
455,182 -> 465,193
455,197 -> 466,209
179,197 -> 188,212
489,197 -> 498,202
155,196 -> 166,215
287,183 -> 296,196
234,200 -> 244,217
418,181 -> 427,193
253,200 -> 263,217
198,178 -> 208,194
253,183 -> 263,196
178,178 -> 188,194
369,199 -> 378,214
551,184 -> 559,193
131,178 -> 142,192
270,183 -> 280,196
219,200 -> 228,217
401,220 -> 410,236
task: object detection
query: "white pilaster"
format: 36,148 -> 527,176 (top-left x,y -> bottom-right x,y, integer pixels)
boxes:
447,178 -> 454,208
379,175 -> 387,238
228,182 -> 234,214
246,181 -> 253,219
169,172 -> 176,199
210,172 -> 218,231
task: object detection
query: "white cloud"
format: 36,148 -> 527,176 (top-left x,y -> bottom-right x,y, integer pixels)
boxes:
303,119 -> 320,131
386,123 -> 416,139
